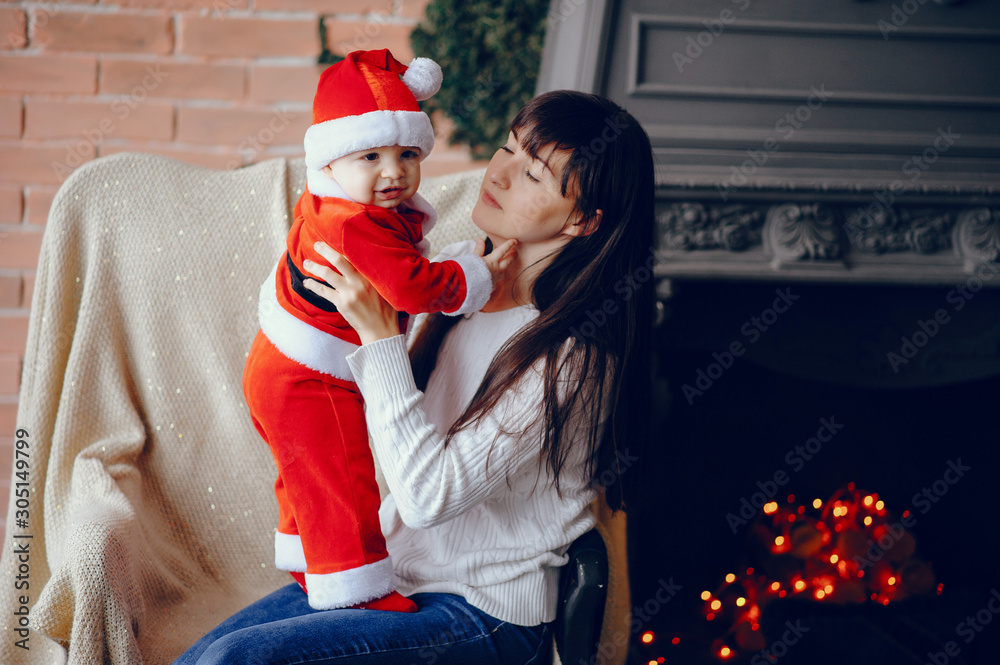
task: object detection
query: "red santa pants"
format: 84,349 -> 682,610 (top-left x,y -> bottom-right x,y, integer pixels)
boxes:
242,330 -> 393,609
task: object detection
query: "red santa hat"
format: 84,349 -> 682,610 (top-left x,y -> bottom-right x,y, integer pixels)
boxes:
303,49 -> 442,172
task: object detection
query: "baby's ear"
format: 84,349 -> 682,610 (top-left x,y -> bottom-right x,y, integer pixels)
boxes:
320,164 -> 334,175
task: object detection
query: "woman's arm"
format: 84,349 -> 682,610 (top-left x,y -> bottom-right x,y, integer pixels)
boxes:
346,334 -> 552,529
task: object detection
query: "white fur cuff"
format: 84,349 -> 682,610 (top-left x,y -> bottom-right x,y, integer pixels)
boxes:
305,556 -> 397,610
444,254 -> 492,316
275,532 -> 307,572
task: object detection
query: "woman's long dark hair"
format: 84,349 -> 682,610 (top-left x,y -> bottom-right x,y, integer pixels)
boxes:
410,90 -> 655,512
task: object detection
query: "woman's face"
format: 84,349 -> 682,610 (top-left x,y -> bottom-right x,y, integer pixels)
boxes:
472,132 -> 583,246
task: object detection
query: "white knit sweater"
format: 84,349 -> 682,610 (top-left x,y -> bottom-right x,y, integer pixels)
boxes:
345,300 -> 598,627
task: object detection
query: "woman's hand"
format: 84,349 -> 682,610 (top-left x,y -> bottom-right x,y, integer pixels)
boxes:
477,238 -> 518,286
302,242 -> 400,345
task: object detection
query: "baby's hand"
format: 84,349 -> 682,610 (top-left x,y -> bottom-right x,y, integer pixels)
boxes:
478,238 -> 517,285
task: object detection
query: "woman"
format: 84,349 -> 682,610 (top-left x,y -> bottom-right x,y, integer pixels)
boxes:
175,89 -> 656,665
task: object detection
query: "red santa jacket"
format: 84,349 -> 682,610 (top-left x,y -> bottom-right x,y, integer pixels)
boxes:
256,187 -> 492,382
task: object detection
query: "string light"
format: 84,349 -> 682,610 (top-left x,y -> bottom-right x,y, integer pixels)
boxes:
698,483 -> 937,662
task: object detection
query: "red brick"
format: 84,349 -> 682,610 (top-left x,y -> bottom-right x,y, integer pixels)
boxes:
24,188 -> 56,226
25,98 -> 174,142
21,273 -> 34,306
0,9 -> 27,51
0,276 -> 20,309
179,16 -> 318,58
0,96 -> 22,138
249,63 -> 325,104
102,59 -> 244,101
0,438 -> 11,509
112,0 -> 247,9
252,146 -> 305,165
0,54 -> 97,94
0,313 -> 29,353
0,187 -> 22,224
0,400 -> 16,438
34,11 -> 173,55
0,355 -> 19,395
0,142 -> 96,185
99,142 -> 243,171
397,0 -> 431,20
176,106 -> 310,147
256,0 -> 391,12
323,18 -> 412,62
0,228 -> 43,271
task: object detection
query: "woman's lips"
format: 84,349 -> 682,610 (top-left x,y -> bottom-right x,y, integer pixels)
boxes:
481,189 -> 501,209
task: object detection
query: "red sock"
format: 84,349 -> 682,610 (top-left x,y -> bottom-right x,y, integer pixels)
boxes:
289,571 -> 307,593
351,590 -> 418,613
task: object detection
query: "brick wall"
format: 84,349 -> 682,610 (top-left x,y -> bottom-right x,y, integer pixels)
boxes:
0,0 -> 480,529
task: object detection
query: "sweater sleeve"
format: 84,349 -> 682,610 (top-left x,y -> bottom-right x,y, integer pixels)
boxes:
340,210 -> 492,316
346,335 -> 550,530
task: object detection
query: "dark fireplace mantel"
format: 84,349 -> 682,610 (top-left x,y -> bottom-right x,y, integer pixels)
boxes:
652,197 -> 1000,286
537,0 -> 1000,288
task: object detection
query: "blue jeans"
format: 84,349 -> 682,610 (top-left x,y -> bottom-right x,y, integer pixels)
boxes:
173,584 -> 552,665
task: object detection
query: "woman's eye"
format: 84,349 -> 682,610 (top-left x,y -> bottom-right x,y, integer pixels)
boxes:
500,145 -> 514,155
525,170 -> 540,183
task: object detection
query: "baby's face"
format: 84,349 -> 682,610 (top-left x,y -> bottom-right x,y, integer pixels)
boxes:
321,145 -> 421,209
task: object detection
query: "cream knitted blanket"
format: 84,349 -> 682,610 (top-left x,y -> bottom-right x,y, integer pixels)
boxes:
0,153 -> 628,665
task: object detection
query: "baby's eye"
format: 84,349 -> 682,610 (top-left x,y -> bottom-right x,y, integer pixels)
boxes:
362,153 -> 379,161
402,150 -> 419,159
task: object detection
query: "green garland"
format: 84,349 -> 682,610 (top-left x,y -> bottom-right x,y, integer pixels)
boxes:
410,0 -> 550,159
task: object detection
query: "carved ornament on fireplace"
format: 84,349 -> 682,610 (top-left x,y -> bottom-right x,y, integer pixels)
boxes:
764,203 -> 842,268
655,201 -> 1000,284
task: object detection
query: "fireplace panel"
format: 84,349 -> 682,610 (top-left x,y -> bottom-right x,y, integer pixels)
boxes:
537,2 -> 1000,661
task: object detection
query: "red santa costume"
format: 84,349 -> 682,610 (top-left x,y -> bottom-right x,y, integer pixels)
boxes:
242,49 -> 492,611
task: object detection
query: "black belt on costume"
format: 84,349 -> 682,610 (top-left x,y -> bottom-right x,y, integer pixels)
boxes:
287,253 -> 338,313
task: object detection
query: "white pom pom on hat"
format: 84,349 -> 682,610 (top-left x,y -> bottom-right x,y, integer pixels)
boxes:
402,57 -> 443,101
